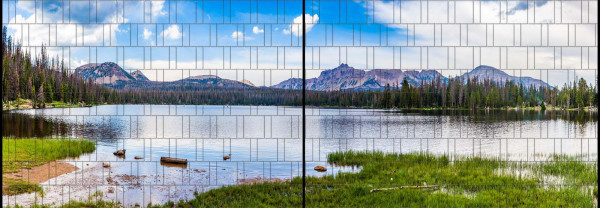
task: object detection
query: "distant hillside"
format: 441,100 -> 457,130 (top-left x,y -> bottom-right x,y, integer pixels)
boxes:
273,64 -> 550,91
459,65 -> 551,88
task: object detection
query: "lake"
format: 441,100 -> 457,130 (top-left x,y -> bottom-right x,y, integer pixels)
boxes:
2,105 -> 597,206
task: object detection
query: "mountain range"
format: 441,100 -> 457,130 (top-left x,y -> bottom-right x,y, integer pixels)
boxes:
75,62 -> 254,89
272,64 -> 551,90
75,62 -> 551,91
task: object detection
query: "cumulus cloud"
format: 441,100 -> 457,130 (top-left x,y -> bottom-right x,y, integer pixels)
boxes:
252,26 -> 264,34
283,14 -> 319,36
143,28 -> 153,40
161,25 -> 182,39
4,0 -> 161,46
151,1 -> 167,18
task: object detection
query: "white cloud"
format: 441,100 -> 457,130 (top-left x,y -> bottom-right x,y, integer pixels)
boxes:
71,59 -> 90,69
252,26 -> 264,34
161,25 -> 182,40
283,14 -> 319,36
7,15 -> 115,47
143,28 -> 153,40
151,1 -> 167,17
16,1 -> 35,14
366,1 -> 597,73
231,31 -> 244,39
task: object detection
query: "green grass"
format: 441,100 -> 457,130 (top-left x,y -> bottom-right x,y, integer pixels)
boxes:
2,137 -> 95,196
6,191 -> 122,208
8,200 -> 122,208
3,99 -> 91,110
2,137 -> 96,173
2,99 -> 32,110
154,151 -> 596,207
527,154 -> 597,185
49,101 -> 80,108
2,178 -> 44,196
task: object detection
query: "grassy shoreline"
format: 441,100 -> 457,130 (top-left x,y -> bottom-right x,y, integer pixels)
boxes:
3,99 -> 596,112
2,99 -> 93,111
22,151 -> 594,207
2,137 -> 96,196
164,151 -> 596,207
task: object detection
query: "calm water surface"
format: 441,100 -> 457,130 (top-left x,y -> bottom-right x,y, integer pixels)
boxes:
2,105 -> 597,206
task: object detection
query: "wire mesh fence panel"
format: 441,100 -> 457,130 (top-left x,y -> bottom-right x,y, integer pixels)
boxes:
2,0 -> 304,206
303,0 -> 597,207
1,0 -> 598,207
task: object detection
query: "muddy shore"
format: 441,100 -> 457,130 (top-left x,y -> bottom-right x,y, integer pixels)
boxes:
2,161 -> 78,195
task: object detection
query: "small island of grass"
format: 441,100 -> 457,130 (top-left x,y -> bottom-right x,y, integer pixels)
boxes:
2,137 -> 96,196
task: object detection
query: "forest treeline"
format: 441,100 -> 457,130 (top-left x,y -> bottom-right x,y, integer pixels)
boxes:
372,75 -> 597,109
2,27 -> 598,110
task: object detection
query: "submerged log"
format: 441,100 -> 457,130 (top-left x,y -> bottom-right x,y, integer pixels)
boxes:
161,156 -> 187,164
370,185 -> 438,193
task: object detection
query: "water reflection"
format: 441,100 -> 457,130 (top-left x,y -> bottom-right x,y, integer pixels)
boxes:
2,105 -> 597,206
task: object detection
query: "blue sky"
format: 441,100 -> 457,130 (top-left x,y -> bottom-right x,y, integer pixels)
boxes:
2,0 -> 597,87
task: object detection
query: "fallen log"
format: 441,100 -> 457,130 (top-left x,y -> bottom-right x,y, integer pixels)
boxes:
160,156 -> 187,164
370,185 -> 438,193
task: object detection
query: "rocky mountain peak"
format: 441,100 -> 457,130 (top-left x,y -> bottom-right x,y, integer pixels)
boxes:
241,79 -> 255,87
130,70 -> 150,82
467,65 -> 510,77
75,62 -> 135,84
460,65 -> 550,88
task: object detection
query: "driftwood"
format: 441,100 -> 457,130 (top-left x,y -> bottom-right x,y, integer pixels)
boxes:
370,185 -> 439,193
161,156 -> 187,164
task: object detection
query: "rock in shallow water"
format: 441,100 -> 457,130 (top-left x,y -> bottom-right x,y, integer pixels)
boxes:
314,165 -> 327,172
113,149 -> 126,155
